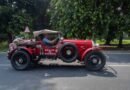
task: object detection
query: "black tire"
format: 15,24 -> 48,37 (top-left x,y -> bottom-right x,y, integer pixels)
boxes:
11,51 -> 31,70
84,51 -> 106,71
59,43 -> 78,63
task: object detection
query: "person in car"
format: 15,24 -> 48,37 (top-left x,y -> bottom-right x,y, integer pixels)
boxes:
42,33 -> 59,46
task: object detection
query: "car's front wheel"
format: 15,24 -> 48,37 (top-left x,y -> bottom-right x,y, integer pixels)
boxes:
11,51 -> 31,70
84,51 -> 106,71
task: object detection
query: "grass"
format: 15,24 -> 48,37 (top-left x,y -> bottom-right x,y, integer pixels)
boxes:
96,39 -> 130,45
97,39 -> 130,50
0,41 -> 8,52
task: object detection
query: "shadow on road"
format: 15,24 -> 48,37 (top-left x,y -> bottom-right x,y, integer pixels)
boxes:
88,66 -> 117,78
26,64 -> 117,78
0,63 -> 118,90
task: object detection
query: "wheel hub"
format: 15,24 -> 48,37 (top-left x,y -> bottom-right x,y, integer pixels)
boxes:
92,58 -> 98,64
66,50 -> 72,55
18,58 -> 24,64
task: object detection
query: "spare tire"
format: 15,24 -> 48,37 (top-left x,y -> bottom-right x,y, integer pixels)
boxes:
59,43 -> 78,63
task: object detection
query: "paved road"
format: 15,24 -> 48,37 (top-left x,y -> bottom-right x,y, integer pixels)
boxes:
0,51 -> 130,90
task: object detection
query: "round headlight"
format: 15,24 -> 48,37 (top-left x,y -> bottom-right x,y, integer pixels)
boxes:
92,41 -> 99,47
95,43 -> 99,47
92,40 -> 95,47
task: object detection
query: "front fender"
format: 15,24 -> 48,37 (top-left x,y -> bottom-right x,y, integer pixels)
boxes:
81,47 -> 101,61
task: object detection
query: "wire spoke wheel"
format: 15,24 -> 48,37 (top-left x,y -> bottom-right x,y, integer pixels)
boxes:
11,51 -> 31,70
84,51 -> 106,71
59,43 -> 78,63
62,46 -> 75,59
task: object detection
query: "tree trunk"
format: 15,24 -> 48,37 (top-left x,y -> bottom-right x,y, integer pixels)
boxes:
118,32 -> 123,48
105,27 -> 116,45
105,37 -> 111,45
105,31 -> 112,45
105,25 -> 117,45
7,32 -> 14,44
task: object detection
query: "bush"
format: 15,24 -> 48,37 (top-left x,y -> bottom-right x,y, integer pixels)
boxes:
0,41 -> 8,52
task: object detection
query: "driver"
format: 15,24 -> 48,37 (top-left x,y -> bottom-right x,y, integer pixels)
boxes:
42,33 -> 59,46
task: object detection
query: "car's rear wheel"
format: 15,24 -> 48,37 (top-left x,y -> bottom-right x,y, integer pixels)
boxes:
59,43 -> 78,63
11,51 -> 31,70
84,51 -> 106,71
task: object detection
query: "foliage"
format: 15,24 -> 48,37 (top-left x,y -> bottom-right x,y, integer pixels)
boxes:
0,5 -> 12,33
0,41 -> 8,52
49,0 -> 130,42
0,0 -> 50,35
7,11 -> 33,34
0,0 -> 130,46
0,0 -> 50,43
18,32 -> 33,39
0,0 -> 32,35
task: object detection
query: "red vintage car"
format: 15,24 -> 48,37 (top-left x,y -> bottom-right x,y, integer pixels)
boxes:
8,29 -> 106,71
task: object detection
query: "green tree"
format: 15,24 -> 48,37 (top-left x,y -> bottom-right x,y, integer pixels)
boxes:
49,0 -> 130,47
0,1 -> 14,43
7,11 -> 33,34
0,0 -> 50,43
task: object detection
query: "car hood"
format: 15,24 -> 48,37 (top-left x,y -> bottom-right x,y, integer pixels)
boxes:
63,39 -> 92,43
62,39 -> 93,48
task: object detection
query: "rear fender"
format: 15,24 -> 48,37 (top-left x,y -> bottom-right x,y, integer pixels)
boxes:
8,49 -> 17,60
81,47 -> 101,61
8,47 -> 33,60
17,47 -> 33,55
17,47 -> 34,59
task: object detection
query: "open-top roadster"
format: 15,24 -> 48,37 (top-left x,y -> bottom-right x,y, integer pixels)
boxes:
8,29 -> 106,71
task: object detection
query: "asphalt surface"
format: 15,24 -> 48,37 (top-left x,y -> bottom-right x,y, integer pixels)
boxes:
0,50 -> 130,90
